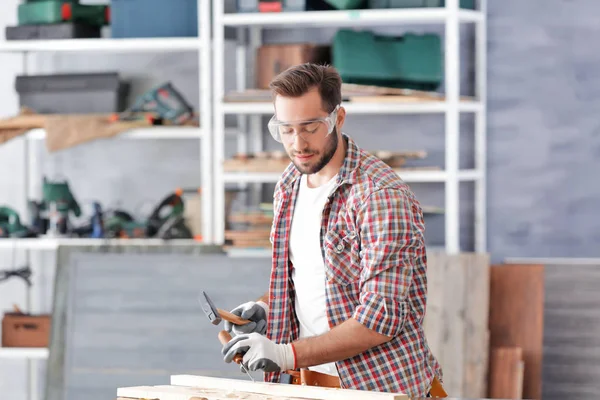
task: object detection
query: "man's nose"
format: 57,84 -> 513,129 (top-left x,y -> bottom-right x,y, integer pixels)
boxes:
292,134 -> 308,150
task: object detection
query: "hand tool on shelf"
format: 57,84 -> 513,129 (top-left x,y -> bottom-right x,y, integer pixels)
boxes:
71,201 -> 105,238
200,291 -> 254,381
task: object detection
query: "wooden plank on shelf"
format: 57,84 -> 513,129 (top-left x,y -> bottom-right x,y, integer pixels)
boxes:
169,375 -> 408,400
488,347 -> 524,399
224,229 -> 271,240
347,95 -> 443,103
223,84 -> 476,104
489,264 -> 544,400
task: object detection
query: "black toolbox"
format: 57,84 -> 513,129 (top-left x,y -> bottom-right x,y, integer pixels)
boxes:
5,22 -> 101,40
15,73 -> 129,114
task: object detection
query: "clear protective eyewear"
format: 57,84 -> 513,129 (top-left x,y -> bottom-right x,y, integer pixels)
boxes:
268,105 -> 340,143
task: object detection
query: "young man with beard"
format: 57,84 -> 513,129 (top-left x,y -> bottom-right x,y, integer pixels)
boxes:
221,63 -> 445,398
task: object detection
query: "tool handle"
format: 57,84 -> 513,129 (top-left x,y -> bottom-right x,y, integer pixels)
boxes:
218,330 -> 243,364
217,308 -> 251,325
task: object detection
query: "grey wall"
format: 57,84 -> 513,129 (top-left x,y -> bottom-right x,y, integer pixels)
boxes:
1,0 -> 600,399
486,1 -> 600,259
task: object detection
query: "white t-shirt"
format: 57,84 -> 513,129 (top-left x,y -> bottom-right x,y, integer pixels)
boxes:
289,173 -> 340,377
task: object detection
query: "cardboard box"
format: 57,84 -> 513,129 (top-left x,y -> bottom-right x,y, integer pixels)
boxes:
2,312 -> 51,348
256,44 -> 331,89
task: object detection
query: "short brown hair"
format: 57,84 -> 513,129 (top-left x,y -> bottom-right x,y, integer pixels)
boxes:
269,63 -> 342,113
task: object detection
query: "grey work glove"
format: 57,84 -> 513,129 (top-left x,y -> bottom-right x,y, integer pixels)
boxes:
224,300 -> 269,335
222,332 -> 295,373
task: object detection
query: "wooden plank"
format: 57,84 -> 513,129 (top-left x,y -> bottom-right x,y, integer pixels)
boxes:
423,251 -> 445,367
169,375 -> 408,400
119,384 -> 305,400
462,253 -> 491,398
440,254 -> 466,396
488,347 -> 524,399
489,264 -> 544,400
424,252 -> 490,398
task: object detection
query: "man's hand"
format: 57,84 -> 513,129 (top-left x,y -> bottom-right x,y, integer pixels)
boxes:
222,332 -> 295,373
224,301 -> 269,335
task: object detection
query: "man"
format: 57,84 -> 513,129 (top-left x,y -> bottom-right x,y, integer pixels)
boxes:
221,63 -> 444,398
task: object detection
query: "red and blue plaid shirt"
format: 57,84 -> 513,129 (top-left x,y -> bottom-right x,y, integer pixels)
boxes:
264,134 -> 443,397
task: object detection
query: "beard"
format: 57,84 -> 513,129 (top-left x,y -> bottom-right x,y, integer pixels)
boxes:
289,127 -> 339,175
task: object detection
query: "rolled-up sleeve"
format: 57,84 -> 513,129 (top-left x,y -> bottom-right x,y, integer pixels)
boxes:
351,188 -> 424,338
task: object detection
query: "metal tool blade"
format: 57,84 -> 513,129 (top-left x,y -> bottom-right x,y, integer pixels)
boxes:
240,363 -> 254,382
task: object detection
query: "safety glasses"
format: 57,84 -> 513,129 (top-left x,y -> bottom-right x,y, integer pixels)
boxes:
268,105 -> 339,143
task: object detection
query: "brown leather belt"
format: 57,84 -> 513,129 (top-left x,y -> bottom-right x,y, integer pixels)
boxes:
283,369 -> 448,398
283,369 -> 341,388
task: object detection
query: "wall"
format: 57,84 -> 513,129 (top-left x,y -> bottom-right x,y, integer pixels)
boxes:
486,0 -> 600,258
1,0 -> 600,399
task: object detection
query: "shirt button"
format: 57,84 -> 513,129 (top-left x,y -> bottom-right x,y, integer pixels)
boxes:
336,244 -> 344,251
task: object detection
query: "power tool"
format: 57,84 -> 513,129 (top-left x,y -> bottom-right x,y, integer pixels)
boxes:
28,177 -> 81,237
111,82 -> 194,125
71,202 -> 105,238
145,192 -> 192,240
0,207 -> 35,238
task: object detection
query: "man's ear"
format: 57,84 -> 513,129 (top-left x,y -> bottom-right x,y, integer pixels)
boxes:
336,106 -> 346,130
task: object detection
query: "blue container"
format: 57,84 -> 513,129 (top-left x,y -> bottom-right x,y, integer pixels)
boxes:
111,0 -> 198,38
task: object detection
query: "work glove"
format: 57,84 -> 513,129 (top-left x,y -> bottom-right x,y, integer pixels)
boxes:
224,300 -> 269,335
222,332 -> 295,373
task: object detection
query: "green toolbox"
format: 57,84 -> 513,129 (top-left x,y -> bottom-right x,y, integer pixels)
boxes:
332,29 -> 442,91
18,1 -> 109,27
323,0 -> 366,9
368,0 -> 475,9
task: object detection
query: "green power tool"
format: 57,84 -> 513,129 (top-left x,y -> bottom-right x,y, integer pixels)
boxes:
29,177 -> 81,237
0,207 -> 35,238
112,82 -> 194,125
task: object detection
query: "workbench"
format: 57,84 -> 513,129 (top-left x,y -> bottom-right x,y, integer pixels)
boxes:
115,374 -> 497,400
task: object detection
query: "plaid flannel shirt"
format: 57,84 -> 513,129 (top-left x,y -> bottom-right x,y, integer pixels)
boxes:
264,134 -> 443,397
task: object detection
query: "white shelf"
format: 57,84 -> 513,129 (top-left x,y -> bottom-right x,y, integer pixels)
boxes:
0,347 -> 48,360
222,100 -> 482,115
0,37 -> 202,53
223,169 -> 482,184
222,8 -> 483,27
0,238 -> 209,251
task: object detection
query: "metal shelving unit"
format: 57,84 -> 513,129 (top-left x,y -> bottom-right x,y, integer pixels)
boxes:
212,0 -> 488,254
0,2 -> 212,400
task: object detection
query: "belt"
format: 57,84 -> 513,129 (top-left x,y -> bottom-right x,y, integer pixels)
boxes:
281,369 -> 341,388
282,369 -> 448,398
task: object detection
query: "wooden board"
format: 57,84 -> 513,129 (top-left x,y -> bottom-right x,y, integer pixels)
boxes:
424,252 -> 490,398
169,375 -> 408,399
488,264 -> 544,400
488,347 -> 524,399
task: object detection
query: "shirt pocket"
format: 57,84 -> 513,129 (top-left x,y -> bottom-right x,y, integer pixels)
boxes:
323,229 -> 361,286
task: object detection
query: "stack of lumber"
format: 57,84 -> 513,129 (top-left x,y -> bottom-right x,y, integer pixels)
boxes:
117,375 -> 408,400
224,150 -> 430,173
423,251 -> 491,398
225,204 -> 274,251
